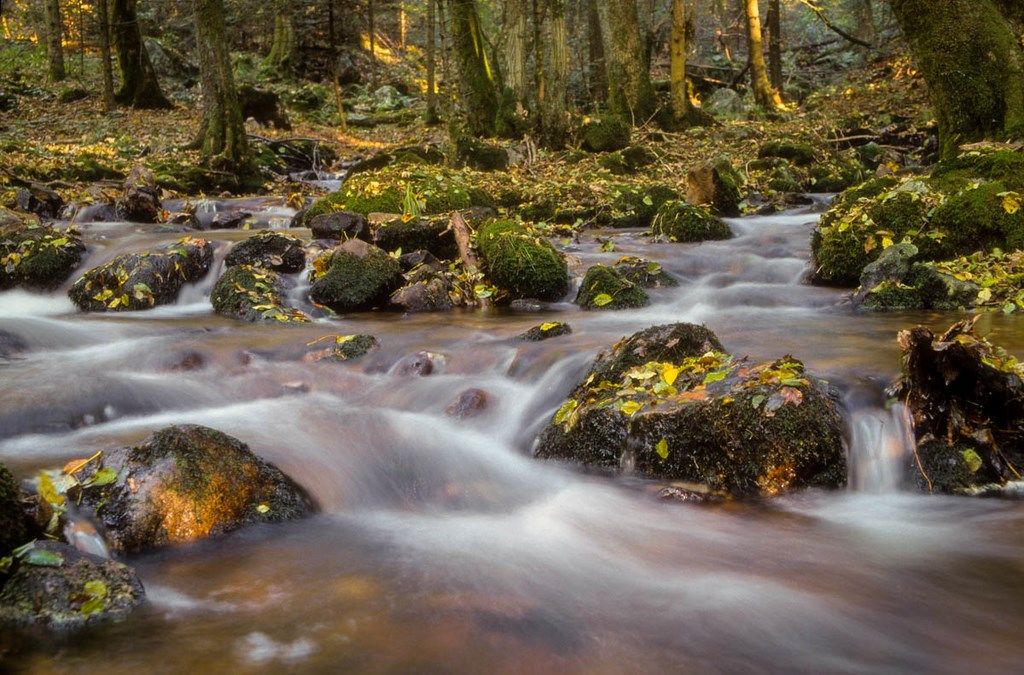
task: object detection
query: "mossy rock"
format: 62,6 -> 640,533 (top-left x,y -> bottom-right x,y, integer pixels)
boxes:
930,181 -> 1024,253
930,149 -> 1024,194
766,163 -> 804,193
308,239 -> 403,312
372,217 -> 459,260
598,146 -> 657,175
68,237 -> 212,312
652,202 -> 731,243
0,464 -> 28,556
57,86 -> 89,103
305,334 -> 380,362
224,231 -> 306,273
476,220 -> 569,301
519,321 -> 573,341
575,265 -> 649,310
451,136 -> 509,171
580,116 -> 631,153
684,156 -> 744,217
77,425 -> 316,554
0,216 -> 86,291
304,166 -> 492,222
535,326 -> 845,497
612,256 -> 677,288
609,184 -> 680,228
0,542 -> 145,629
854,243 -> 981,311
211,265 -> 310,323
806,156 -> 866,193
758,140 -> 815,166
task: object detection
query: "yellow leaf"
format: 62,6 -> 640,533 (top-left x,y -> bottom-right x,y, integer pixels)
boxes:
655,438 -> 669,460
620,400 -> 643,416
1003,193 -> 1021,215
661,365 -> 682,386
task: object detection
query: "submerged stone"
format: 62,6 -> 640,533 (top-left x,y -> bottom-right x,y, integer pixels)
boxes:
575,265 -> 649,310
519,321 -> 572,341
0,212 -> 86,291
304,334 -> 380,362
652,202 -> 731,243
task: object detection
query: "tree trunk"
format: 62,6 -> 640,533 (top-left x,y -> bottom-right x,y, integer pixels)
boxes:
743,0 -> 781,108
446,0 -> 499,136
112,0 -> 170,108
539,0 -> 568,148
97,0 -> 115,111
368,0 -> 376,84
193,0 -> 249,169
426,0 -> 438,122
854,0 -> 875,48
767,0 -> 783,93
44,0 -> 65,82
504,0 -> 531,107
888,0 -> 1024,157
263,2 -> 295,76
595,0 -> 655,122
587,0 -> 606,102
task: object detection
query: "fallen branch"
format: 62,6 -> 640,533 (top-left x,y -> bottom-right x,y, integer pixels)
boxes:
797,0 -> 872,48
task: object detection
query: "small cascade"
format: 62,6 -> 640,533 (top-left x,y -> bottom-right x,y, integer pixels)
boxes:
844,383 -> 916,493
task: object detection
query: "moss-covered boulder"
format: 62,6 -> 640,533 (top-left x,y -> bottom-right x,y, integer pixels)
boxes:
224,231 -> 306,273
580,116 -> 631,153
211,265 -> 311,323
0,464 -> 28,556
608,184 -> 680,228
758,140 -> 815,166
889,318 -> 1024,496
309,239 -> 402,312
451,136 -> 509,171
612,256 -> 677,288
685,157 -> 743,217
806,155 -> 866,193
575,265 -> 649,310
389,269 -> 454,313
308,211 -> 369,240
68,237 -> 212,312
598,146 -> 657,175
535,325 -> 845,497
0,213 -> 85,291
76,425 -> 315,554
652,202 -> 731,243
519,321 -> 572,341
303,166 -> 491,222
115,166 -> 162,223
853,243 -> 980,311
304,334 -> 380,362
476,220 -> 569,301
929,181 -> 1024,254
0,542 -> 145,629
371,217 -> 459,260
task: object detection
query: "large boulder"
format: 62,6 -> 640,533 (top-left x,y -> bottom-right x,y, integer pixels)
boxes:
308,211 -> 368,240
115,166 -> 162,223
1,464 -> 28,556
371,217 -> 459,260
685,157 -> 743,217
608,183 -> 680,228
852,242 -> 979,311
889,317 -> 1024,496
68,237 -> 212,312
211,265 -> 311,323
652,202 -> 731,243
76,425 -> 315,554
0,541 -> 145,629
535,324 -> 846,497
575,265 -> 649,310
0,212 -> 85,290
224,231 -> 306,273
476,220 -> 568,301
309,239 -> 402,312
580,116 -> 631,153
14,183 -> 64,220
703,88 -> 747,119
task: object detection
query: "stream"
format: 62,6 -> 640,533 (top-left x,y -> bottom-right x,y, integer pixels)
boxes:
2,198 -> 1024,673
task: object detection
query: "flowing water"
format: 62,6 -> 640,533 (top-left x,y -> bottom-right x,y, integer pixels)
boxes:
3,198 -> 1024,673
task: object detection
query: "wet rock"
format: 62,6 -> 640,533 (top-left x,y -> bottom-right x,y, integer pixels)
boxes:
224,231 -> 306,273
77,425 -> 315,553
239,84 -> 290,130
535,325 -> 845,497
445,388 -> 489,419
0,329 -> 28,359
575,265 -> 648,310
889,317 -> 1024,496
162,350 -> 207,372
303,334 -> 380,362
390,273 -> 453,313
68,237 -> 212,312
519,321 -> 572,341
194,208 -> 254,230
703,88 -> 746,119
309,239 -> 403,313
656,484 -> 726,504
612,257 -> 677,288
309,211 -> 368,240
1,463 -> 29,555
211,264 -> 311,323
853,242 -> 979,311
580,116 -> 630,153
15,184 -> 64,220
510,299 -> 545,312
372,217 -> 459,260
115,166 -> 162,224
398,249 -> 442,272
0,541 -> 145,629
477,220 -> 569,302
652,202 -> 731,243
0,212 -> 86,291
686,156 -> 743,217
608,183 -> 680,228
394,351 -> 443,377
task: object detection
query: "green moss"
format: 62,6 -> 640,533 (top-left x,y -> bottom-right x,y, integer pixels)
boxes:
308,244 -> 402,312
0,463 -> 27,556
476,220 -> 569,301
598,146 -> 657,175
580,116 -> 631,153
519,322 -> 573,341
307,334 -> 380,361
211,265 -> 310,323
609,183 -> 680,228
0,219 -> 85,291
575,265 -> 649,310
452,136 -> 509,171
372,218 -> 459,260
709,156 -> 744,215
930,181 -> 1024,253
766,162 -> 804,193
652,202 -> 731,243
612,256 -> 677,288
758,140 -> 815,166
806,156 -> 866,193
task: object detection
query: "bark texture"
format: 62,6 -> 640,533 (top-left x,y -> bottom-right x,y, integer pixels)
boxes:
743,0 -> 781,108
112,0 -> 170,108
193,0 -> 249,168
596,0 -> 656,122
447,0 -> 500,135
44,0 -> 65,82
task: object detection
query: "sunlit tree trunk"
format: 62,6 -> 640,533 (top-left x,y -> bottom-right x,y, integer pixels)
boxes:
595,0 -> 655,122
743,0 -> 781,108
538,0 -> 568,148
97,0 -> 115,111
767,0 -> 783,93
888,0 -> 1024,157
670,0 -> 711,127
193,0 -> 249,169
263,1 -> 295,76
426,0 -> 438,122
112,0 -> 170,108
447,0 -> 499,135
44,0 -> 65,82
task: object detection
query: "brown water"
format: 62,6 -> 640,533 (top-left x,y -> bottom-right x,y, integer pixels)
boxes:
2,198 -> 1024,673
